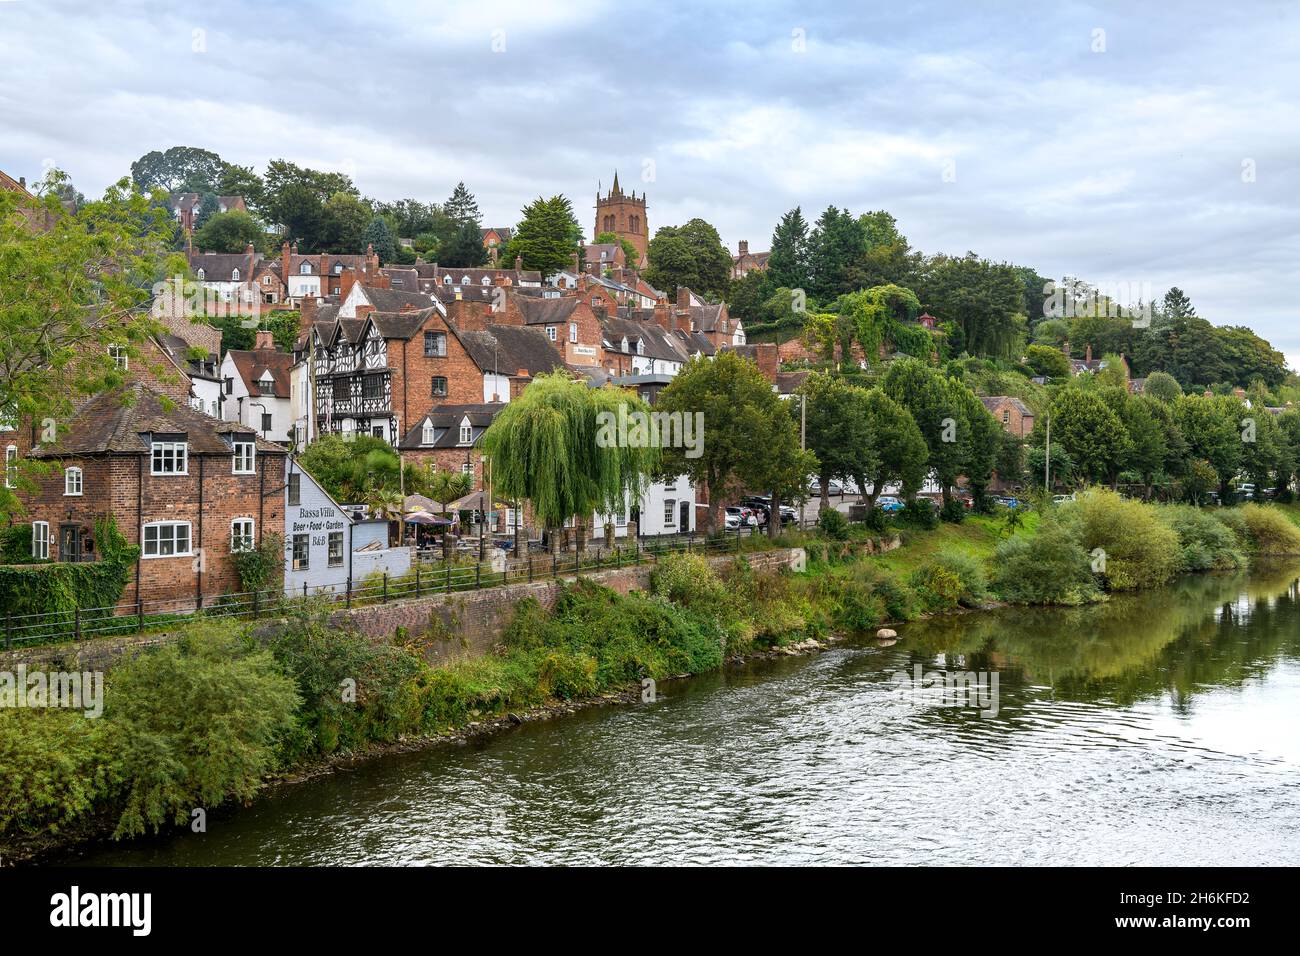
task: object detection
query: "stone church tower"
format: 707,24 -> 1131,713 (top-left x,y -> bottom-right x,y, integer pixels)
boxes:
594,172 -> 648,267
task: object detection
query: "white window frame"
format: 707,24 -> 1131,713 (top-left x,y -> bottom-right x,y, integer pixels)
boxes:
232,440 -> 256,474
569,322 -> 578,343
328,531 -> 344,567
64,466 -> 83,496
142,521 -> 192,558
230,518 -> 254,553
32,521 -> 49,560
4,445 -> 16,488
231,268 -> 241,281
292,532 -> 310,570
150,441 -> 188,475
546,326 -> 557,341
422,421 -> 434,446
664,499 -> 676,526
459,422 -> 472,445
108,344 -> 129,371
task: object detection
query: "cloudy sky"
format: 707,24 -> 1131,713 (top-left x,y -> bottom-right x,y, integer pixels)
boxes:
2,0 -> 1297,367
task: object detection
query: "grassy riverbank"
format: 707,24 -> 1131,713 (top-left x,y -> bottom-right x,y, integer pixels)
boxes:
6,491 -> 1300,862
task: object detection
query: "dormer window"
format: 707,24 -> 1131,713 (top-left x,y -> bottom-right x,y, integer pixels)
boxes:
421,421 -> 434,446
257,375 -> 274,395
300,263 -> 312,275
150,440 -> 188,475
334,263 -> 343,274
232,439 -> 255,474
231,268 -> 240,281
460,275 -> 471,285
459,421 -> 472,445
621,337 -> 629,353
481,276 -> 490,285
636,339 -> 644,355
443,275 -> 452,285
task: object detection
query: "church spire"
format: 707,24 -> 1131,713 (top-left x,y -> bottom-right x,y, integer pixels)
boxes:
611,170 -> 620,196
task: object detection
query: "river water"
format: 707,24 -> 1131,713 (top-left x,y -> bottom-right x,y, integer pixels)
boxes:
66,563 -> 1300,866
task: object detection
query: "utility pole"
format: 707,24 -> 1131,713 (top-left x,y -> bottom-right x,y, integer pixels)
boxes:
1044,413 -> 1051,492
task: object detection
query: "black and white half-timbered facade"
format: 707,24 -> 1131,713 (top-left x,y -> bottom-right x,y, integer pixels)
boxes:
312,317 -> 398,445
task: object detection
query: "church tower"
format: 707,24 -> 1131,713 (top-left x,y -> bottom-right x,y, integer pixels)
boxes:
594,172 -> 648,267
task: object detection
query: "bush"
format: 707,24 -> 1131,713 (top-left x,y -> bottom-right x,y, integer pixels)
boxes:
921,553 -> 989,607
649,552 -> 727,609
898,498 -> 938,530
993,516 -> 1100,605
1241,504 -> 1300,555
1158,505 -> 1245,572
909,562 -> 967,612
1070,488 -> 1180,590
818,507 -> 850,540
108,621 -> 299,838
939,498 -> 967,523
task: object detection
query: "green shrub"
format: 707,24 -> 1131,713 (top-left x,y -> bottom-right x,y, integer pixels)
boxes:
1158,505 -> 1245,571
939,498 -> 967,523
1241,504 -> 1300,554
649,551 -> 727,609
993,516 -> 1100,605
898,498 -> 938,530
909,562 -> 967,612
108,621 -> 299,838
1070,488 -> 1180,590
920,553 -> 989,607
818,507 -> 850,540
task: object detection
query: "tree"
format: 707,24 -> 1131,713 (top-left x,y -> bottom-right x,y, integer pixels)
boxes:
360,216 -> 396,264
319,192 -> 373,253
655,352 -> 811,533
644,218 -> 732,299
766,206 -> 810,291
1176,394 -> 1244,499
0,172 -> 176,521
441,218 -> 489,268
216,163 -> 265,213
444,182 -> 482,226
806,206 -> 864,301
880,358 -> 969,507
428,470 -> 472,512
192,209 -> 264,254
505,196 -> 583,279
1048,387 -> 1132,485
262,160 -> 358,250
1117,394 -> 1168,496
298,434 -> 403,503
1143,370 -> 1183,403
193,192 -> 220,231
861,389 -> 928,506
130,146 -> 227,194
954,386 -> 1003,509
725,269 -> 776,329
481,373 -> 659,541
797,373 -> 876,511
1162,286 -> 1196,319
917,253 -> 1026,359
595,231 -> 641,269
1026,344 -> 1070,378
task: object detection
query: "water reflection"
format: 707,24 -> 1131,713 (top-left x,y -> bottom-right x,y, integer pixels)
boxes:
63,564 -> 1300,867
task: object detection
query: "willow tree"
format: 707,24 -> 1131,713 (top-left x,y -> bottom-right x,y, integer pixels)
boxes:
480,373 -> 660,547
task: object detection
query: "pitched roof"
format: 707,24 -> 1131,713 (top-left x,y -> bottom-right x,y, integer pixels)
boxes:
30,384 -> 284,458
454,323 -> 567,377
398,403 -> 505,450
979,395 -> 1033,416
600,316 -> 689,364
359,287 -> 436,313
190,252 -> 258,282
226,347 -> 293,399
512,295 -> 579,326
371,307 -> 439,341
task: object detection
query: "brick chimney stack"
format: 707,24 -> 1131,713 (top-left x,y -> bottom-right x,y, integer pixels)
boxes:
515,255 -> 523,272
254,330 -> 275,351
676,286 -> 691,309
738,240 -> 749,256
653,294 -> 672,331
339,267 -> 358,305
245,242 -> 256,282
1085,343 -> 1093,364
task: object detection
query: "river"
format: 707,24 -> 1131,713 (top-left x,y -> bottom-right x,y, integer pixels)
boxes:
63,563 -> 1300,866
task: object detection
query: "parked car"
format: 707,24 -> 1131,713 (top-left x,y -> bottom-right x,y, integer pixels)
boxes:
725,506 -> 758,528
1051,493 -> 1075,504
992,495 -> 1023,509
723,508 -> 741,530
808,478 -> 844,496
1236,483 -> 1257,500
876,495 -> 904,513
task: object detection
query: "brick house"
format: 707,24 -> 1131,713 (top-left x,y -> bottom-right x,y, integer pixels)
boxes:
979,396 -> 1035,437
18,384 -> 287,607
731,240 -> 770,279
168,193 -> 247,233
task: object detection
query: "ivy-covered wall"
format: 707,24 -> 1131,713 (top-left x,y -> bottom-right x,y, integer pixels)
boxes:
0,517 -> 139,622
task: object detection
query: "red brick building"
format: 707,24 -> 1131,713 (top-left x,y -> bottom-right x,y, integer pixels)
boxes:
18,384 -> 287,608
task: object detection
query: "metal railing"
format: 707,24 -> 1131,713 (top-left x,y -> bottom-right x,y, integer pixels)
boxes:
2,525 -> 778,650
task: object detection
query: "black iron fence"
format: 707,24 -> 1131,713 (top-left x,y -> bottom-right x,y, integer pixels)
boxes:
2,526 -> 776,650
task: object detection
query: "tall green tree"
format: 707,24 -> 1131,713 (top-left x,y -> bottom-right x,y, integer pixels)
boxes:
193,209 -> 265,253
766,206 -> 810,291
1048,387 -> 1132,486
1176,394 -> 1243,500
130,146 -> 227,194
655,352 -> 813,533
505,195 -> 583,279
806,206 -> 864,301
644,218 -> 732,298
442,219 -> 489,268
797,373 -> 876,511
444,182 -> 482,226
1162,286 -> 1196,319
360,216 -> 397,264
880,358 -> 969,507
861,389 -> 928,506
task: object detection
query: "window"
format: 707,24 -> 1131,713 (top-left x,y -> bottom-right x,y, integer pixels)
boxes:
32,521 -> 49,560
363,374 -> 383,401
1002,409 -> 1011,424
461,462 -> 473,476
142,521 -> 191,557
233,440 -> 255,474
150,441 -> 188,475
421,421 -> 434,445
292,533 -> 309,570
257,378 -> 274,395
224,377 -> 234,395
443,274 -> 452,285
664,499 -> 676,526
231,268 -> 240,281
64,466 -> 83,496
334,263 -> 343,274
546,326 -> 557,341
300,263 -> 312,275
196,268 -> 205,280
108,345 -> 129,371
424,331 -> 447,357
231,518 -> 254,553
636,339 -> 644,355
262,413 -> 273,433
459,422 -> 472,445
333,378 -> 350,401
431,376 -> 448,398
328,531 -> 344,567
372,426 -> 384,439
569,322 -> 578,343
288,472 -> 301,505
4,445 -> 16,488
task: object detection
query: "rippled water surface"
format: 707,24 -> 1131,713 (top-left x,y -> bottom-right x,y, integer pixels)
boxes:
67,564 -> 1300,866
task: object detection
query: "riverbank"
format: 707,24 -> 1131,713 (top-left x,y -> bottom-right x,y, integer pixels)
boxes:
7,491 -> 1300,865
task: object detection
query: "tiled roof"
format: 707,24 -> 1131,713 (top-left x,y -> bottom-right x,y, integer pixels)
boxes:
454,323 -> 566,377
979,395 -> 1033,416
227,348 -> 293,399
398,403 -> 505,450
513,295 -> 579,326
30,384 -> 284,458
359,287 -> 436,313
371,307 -> 439,341
190,252 -> 259,282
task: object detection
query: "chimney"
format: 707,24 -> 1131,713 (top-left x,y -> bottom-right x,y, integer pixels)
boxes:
1085,343 -> 1093,364
245,242 -> 256,282
1062,338 -> 1070,357
514,255 -> 523,272
301,295 -> 317,333
254,330 -> 275,351
754,343 -> 778,383
577,274 -> 589,293
18,176 -> 25,188
366,242 -> 379,276
281,240 -> 291,283
571,250 -> 580,273
339,267 -> 358,305
653,295 -> 672,331
738,240 -> 749,256
676,286 -> 690,309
